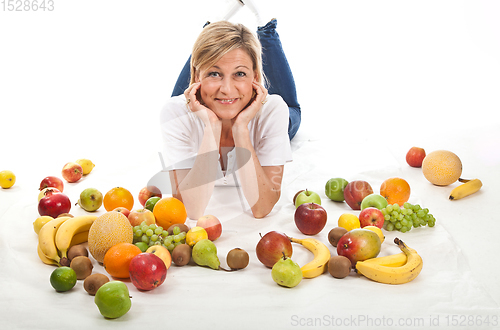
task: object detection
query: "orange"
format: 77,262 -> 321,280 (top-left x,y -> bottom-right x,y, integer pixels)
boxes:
103,187 -> 134,211
380,177 -> 411,206
422,150 -> 462,186
88,211 -> 134,263
153,197 -> 187,229
103,243 -> 142,279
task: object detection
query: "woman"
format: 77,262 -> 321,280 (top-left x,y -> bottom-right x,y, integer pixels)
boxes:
160,14 -> 300,220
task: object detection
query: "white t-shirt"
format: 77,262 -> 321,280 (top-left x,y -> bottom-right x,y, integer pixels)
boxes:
160,94 -> 293,186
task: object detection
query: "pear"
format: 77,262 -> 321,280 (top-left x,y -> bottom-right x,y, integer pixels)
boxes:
77,188 -> 103,212
271,253 -> 302,288
192,239 -> 220,270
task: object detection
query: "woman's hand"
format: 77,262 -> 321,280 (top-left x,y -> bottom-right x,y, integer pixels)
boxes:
232,81 -> 268,129
184,82 -> 220,127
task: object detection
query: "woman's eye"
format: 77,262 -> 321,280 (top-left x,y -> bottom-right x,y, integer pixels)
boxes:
207,72 -> 220,78
235,71 -> 247,77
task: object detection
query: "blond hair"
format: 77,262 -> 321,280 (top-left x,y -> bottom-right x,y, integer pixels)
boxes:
190,21 -> 264,85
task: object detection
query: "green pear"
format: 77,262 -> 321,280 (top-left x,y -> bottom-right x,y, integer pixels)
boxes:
271,253 -> 302,288
94,281 -> 131,319
192,239 -> 220,270
77,188 -> 103,212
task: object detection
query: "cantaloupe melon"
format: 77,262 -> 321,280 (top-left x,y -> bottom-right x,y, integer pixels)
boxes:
422,150 -> 462,186
88,211 -> 133,263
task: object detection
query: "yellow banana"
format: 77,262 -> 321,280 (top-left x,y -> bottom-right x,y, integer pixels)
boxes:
70,231 -> 89,247
289,237 -> 331,278
355,238 -> 423,284
449,178 -> 482,200
358,252 -> 407,267
55,215 -> 97,261
37,244 -> 59,266
38,216 -> 71,265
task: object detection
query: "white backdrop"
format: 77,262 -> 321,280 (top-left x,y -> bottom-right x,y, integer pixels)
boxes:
1,1 -> 500,329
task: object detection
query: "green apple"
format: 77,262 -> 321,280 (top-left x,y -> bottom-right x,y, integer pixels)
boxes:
294,189 -> 321,208
77,188 -> 103,212
94,281 -> 131,319
360,193 -> 388,210
145,196 -> 161,212
271,254 -> 302,288
325,178 -> 349,202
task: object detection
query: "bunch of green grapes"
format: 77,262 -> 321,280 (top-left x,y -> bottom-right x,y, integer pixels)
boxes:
382,202 -> 436,233
133,222 -> 187,252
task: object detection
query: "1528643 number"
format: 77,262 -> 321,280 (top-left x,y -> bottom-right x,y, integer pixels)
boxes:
1,0 -> 54,11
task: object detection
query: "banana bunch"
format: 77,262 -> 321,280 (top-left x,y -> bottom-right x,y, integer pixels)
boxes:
355,238 -> 423,284
37,215 -> 97,266
449,178 -> 482,200
289,237 -> 331,278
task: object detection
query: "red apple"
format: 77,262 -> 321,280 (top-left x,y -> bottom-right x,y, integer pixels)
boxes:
39,176 -> 64,192
343,180 -> 373,210
196,215 -> 222,241
294,203 -> 327,235
256,231 -> 293,268
129,253 -> 167,291
406,147 -> 426,167
38,190 -> 71,218
138,186 -> 162,207
112,207 -> 130,218
359,207 -> 385,229
337,229 -> 381,267
128,209 -> 156,227
61,162 -> 83,183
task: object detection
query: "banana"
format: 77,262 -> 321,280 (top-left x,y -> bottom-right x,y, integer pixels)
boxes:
55,215 -> 97,261
289,237 -> 331,278
38,216 -> 71,265
449,178 -> 482,200
37,244 -> 59,266
358,252 -> 407,267
355,238 -> 423,285
69,230 -> 89,247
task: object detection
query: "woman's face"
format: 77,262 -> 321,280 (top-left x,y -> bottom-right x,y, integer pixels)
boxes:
196,48 -> 257,120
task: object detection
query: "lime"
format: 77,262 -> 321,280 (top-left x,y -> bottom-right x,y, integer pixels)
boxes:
50,267 -> 77,292
134,242 -> 149,252
144,196 -> 161,212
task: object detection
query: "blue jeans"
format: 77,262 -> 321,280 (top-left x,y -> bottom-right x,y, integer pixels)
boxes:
171,19 -> 301,140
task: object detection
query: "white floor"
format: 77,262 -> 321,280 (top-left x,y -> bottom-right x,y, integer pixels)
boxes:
1,1 -> 500,329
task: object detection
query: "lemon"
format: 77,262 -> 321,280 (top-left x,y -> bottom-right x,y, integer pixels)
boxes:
0,170 -> 16,189
338,213 -> 360,231
50,267 -> 77,292
33,216 -> 54,235
186,226 -> 208,247
76,159 -> 95,175
363,226 -> 385,243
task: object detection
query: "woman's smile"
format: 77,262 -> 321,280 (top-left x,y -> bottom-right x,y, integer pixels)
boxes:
196,48 -> 256,119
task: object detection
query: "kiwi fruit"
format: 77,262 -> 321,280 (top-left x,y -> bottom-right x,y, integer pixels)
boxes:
172,244 -> 191,266
68,244 -> 88,261
328,227 -> 348,247
328,255 -> 351,279
292,190 -> 305,205
167,223 -> 190,235
83,273 -> 109,295
226,248 -> 249,270
70,256 -> 93,280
